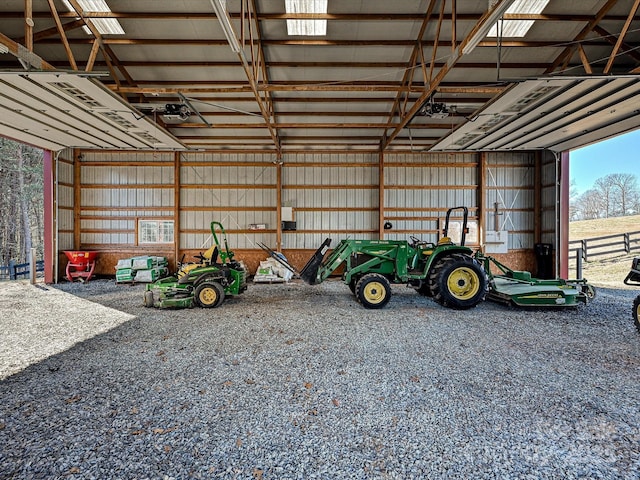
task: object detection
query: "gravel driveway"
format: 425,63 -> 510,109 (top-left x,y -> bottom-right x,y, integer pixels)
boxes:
1,278 -> 639,479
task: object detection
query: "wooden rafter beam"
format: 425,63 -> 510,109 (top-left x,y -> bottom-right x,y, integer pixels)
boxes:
544,0 -> 619,74
108,84 -> 507,94
36,60 -> 552,70
129,95 -> 491,105
603,0 -> 640,73
32,38 -> 625,48
169,122 -> 459,129
593,25 -> 640,63
0,31 -> 54,69
381,0 -> 516,150
45,0 -> 77,70
210,1 -> 281,154
22,18 -> 85,43
5,11 -> 634,22
249,0 -> 278,134
386,0 -> 438,125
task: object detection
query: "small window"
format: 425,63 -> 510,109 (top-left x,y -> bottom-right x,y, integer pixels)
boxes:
139,220 -> 174,244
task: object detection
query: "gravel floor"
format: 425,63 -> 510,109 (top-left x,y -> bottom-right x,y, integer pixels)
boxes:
1,278 -> 639,479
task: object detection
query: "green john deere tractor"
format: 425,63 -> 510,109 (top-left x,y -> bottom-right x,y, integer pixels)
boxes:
623,257 -> 640,333
261,206 -> 489,310
144,221 -> 247,309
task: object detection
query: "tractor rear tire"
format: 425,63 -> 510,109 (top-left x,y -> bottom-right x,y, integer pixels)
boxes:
195,282 -> 225,308
428,254 -> 487,309
355,273 -> 391,309
633,295 -> 640,333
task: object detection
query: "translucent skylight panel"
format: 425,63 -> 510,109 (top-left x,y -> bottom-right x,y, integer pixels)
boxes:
62,0 -> 125,35
487,0 -> 549,38
286,0 -> 328,36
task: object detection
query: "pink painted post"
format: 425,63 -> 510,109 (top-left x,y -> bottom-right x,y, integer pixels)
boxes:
559,151 -> 570,279
43,150 -> 54,284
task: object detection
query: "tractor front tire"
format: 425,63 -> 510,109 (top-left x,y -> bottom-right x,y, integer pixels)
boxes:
195,282 -> 225,308
355,273 -> 391,309
429,254 -> 487,310
633,295 -> 640,333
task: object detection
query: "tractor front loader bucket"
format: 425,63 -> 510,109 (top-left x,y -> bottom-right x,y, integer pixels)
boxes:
299,238 -> 332,284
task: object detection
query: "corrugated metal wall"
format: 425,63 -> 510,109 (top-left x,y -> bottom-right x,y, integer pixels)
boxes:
180,152 -> 277,249
56,148 -> 74,250
60,149 -> 550,260
79,151 -> 175,246
281,152 -> 378,249
485,151 -> 536,250
540,151 -> 558,246
384,152 -> 478,243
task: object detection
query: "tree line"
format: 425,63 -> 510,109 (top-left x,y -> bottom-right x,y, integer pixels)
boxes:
0,139 -> 44,265
570,173 -> 640,221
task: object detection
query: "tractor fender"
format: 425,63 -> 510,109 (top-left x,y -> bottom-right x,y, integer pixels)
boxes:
423,246 -> 476,274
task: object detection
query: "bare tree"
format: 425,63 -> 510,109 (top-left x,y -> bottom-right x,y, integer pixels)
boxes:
594,175 -> 616,218
575,189 -> 603,220
0,139 -> 44,265
608,173 -> 638,215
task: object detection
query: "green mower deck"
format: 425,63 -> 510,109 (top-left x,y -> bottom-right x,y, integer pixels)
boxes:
478,253 -> 595,307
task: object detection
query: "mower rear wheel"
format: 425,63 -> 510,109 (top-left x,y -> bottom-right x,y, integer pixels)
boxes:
143,290 -> 155,308
634,295 -> 640,333
195,282 -> 225,308
356,273 -> 391,309
429,254 -> 487,310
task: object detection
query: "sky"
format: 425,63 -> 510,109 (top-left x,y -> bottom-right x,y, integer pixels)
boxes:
570,129 -> 640,195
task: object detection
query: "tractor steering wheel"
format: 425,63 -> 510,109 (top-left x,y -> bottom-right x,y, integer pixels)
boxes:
195,252 -> 206,262
409,235 -> 421,247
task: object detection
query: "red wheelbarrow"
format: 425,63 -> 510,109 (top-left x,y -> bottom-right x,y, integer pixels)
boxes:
64,251 -> 98,283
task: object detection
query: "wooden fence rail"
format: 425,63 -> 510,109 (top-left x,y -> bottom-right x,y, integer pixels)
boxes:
569,231 -> 640,262
0,260 -> 45,280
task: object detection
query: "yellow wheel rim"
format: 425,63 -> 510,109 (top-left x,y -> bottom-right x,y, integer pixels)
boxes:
363,281 -> 386,304
447,267 -> 480,300
199,287 -> 218,305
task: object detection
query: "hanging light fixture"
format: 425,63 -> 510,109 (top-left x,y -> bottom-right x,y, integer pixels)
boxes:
209,0 -> 242,53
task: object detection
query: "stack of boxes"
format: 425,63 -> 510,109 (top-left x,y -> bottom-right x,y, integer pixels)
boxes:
115,255 -> 169,283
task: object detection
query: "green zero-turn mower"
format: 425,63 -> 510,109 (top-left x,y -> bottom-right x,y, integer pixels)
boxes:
143,221 -> 247,308
623,257 -> 640,332
475,252 -> 596,307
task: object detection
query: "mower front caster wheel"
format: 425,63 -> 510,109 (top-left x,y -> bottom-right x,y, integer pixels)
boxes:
195,282 -> 225,308
634,294 -> 640,333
